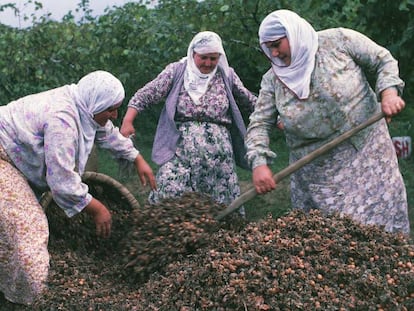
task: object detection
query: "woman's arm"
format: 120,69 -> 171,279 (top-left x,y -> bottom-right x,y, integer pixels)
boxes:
83,198 -> 112,238
134,154 -> 157,190
341,28 -> 404,98
95,122 -> 156,189
381,87 -> 405,120
120,62 -> 179,137
231,70 -> 258,113
120,107 -> 139,137
245,70 -> 278,170
44,112 -> 93,217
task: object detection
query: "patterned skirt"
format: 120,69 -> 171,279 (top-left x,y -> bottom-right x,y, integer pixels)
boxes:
149,121 -> 241,208
290,119 -> 410,234
0,145 -> 49,305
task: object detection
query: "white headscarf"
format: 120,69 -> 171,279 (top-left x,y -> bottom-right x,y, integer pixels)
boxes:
183,31 -> 230,105
259,9 -> 318,99
69,70 -> 125,174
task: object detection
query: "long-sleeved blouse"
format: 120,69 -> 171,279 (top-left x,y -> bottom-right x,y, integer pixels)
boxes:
128,61 -> 256,123
0,86 -> 138,217
246,27 -> 404,168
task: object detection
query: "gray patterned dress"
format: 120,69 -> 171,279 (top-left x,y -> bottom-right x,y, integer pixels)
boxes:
128,62 -> 256,206
245,28 -> 410,234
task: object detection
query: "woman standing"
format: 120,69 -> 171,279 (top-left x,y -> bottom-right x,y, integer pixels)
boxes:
245,9 -> 410,234
121,31 -> 257,208
0,70 -> 156,305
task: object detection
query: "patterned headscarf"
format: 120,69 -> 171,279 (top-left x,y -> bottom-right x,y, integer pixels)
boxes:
69,70 -> 125,174
259,10 -> 318,99
183,31 -> 230,105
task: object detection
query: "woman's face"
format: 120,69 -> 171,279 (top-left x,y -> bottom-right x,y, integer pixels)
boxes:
93,101 -> 122,126
265,37 -> 291,65
193,52 -> 220,74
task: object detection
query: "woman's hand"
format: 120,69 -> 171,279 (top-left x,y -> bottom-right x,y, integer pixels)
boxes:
252,165 -> 276,194
120,108 -> 138,137
381,88 -> 405,121
134,154 -> 157,190
83,198 -> 112,238
120,121 -> 135,138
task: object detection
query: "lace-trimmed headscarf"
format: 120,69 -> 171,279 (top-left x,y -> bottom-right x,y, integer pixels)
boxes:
183,31 -> 230,105
69,70 -> 125,174
259,9 -> 318,99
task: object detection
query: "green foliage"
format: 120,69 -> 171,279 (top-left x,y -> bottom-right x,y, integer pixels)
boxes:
0,4 -> 413,126
1,0 -> 413,112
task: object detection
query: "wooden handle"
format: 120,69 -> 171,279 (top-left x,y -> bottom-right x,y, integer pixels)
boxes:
216,111 -> 385,220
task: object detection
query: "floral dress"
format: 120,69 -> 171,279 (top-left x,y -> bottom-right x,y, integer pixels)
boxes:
245,28 -> 410,234
128,62 -> 256,206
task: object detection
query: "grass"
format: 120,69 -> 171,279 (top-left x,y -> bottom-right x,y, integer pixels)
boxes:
97,123 -> 414,239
